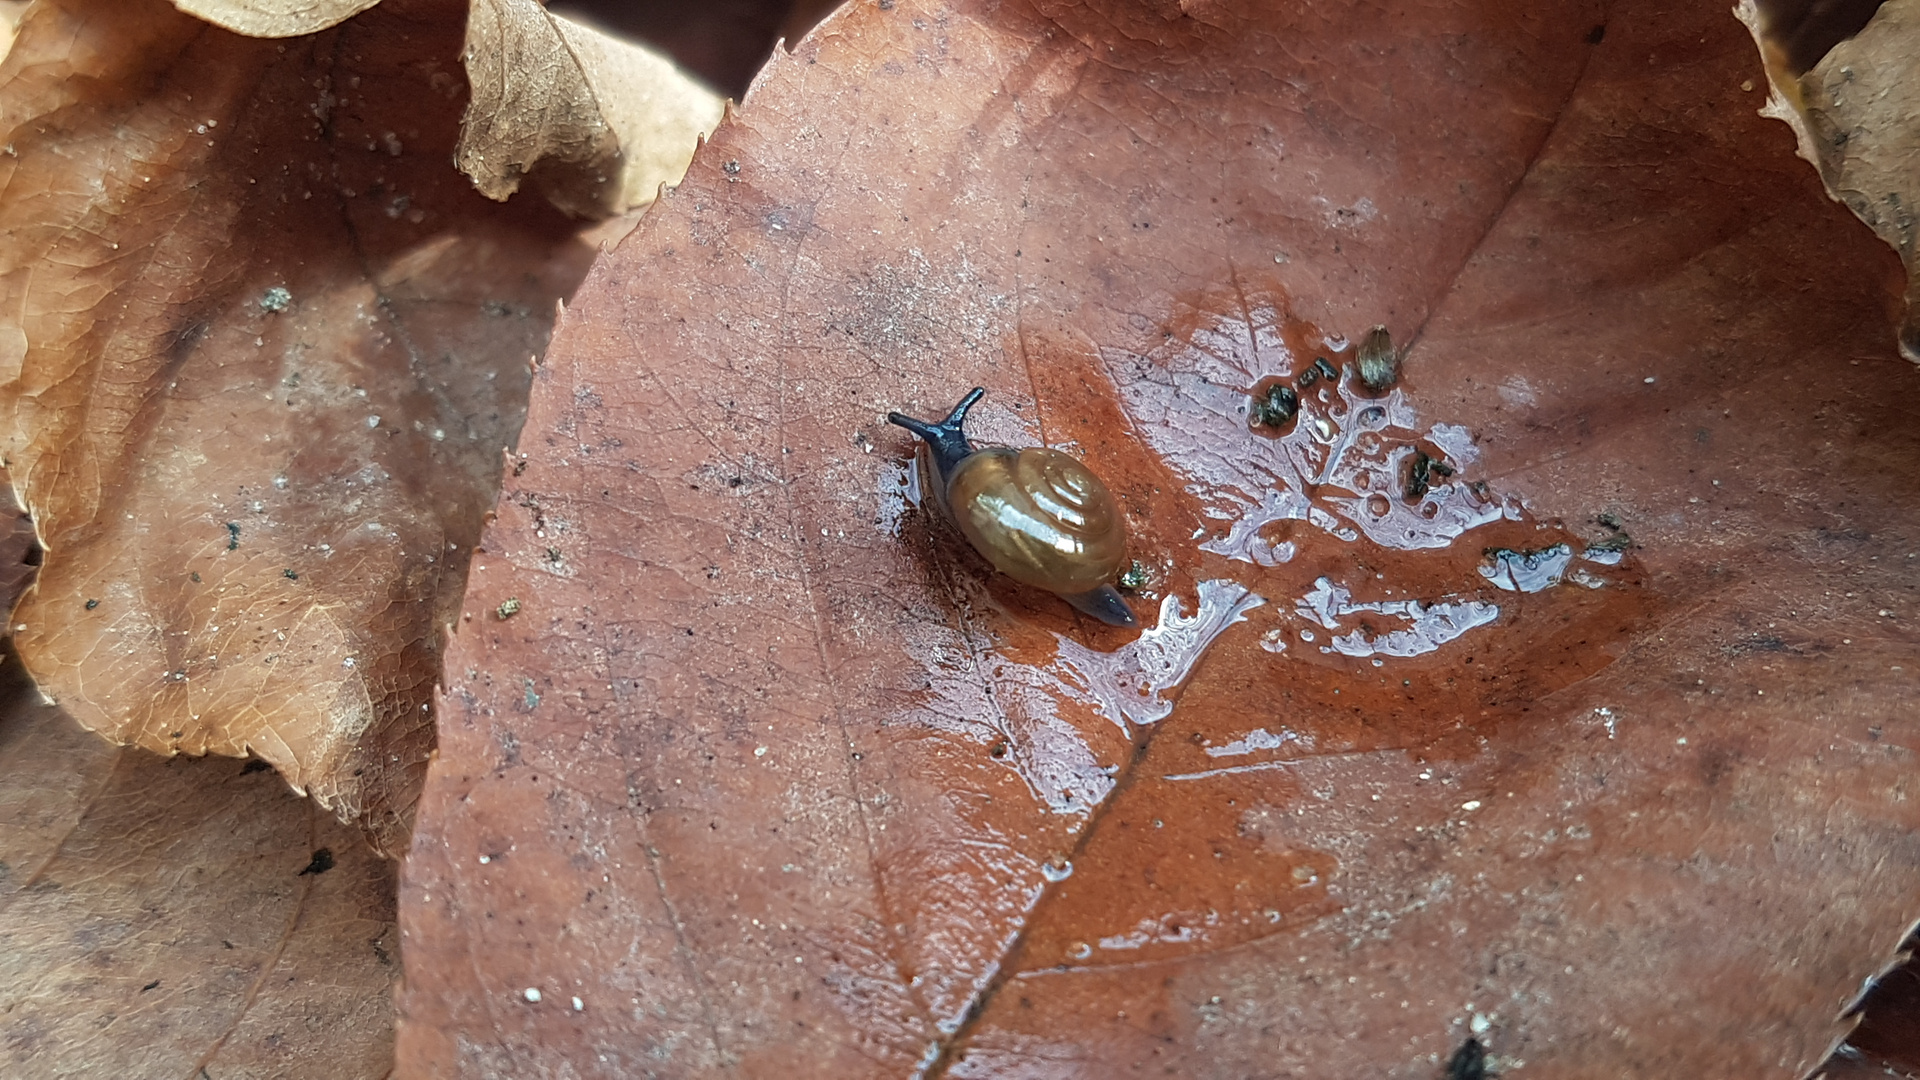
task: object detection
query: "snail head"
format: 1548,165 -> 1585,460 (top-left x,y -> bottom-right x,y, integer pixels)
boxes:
886,386 -> 985,484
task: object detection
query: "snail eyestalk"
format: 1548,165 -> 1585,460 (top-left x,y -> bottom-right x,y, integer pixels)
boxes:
886,386 -> 984,483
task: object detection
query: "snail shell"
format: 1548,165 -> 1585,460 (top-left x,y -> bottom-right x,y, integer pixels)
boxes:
947,446 -> 1127,594
887,388 -> 1137,628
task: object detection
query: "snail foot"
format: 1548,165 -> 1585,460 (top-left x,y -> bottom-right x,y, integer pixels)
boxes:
1065,584 -> 1138,628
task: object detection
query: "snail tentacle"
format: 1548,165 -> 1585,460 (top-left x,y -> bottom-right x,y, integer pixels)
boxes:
885,386 -> 985,482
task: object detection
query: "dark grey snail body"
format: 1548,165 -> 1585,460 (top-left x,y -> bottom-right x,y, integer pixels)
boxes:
887,388 -> 1137,628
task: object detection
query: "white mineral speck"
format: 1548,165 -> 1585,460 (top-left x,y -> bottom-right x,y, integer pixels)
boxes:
523,988 -> 542,1003
572,997 -> 584,1011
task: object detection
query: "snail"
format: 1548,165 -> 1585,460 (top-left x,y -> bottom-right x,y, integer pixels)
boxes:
887,388 -> 1137,628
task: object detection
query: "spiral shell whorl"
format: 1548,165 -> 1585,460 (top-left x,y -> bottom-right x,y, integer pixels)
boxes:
944,446 -> 1127,594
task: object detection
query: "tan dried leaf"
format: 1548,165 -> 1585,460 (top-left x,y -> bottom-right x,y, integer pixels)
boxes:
1742,0 -> 1920,361
457,0 -> 724,218
0,2 -> 30,64
171,0 -> 383,37
0,0 -> 594,853
0,664 -> 396,1078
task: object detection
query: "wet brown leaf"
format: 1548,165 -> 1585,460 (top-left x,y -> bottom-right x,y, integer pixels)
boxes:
0,0 -> 594,852
1742,0 -> 1920,361
457,0 -> 725,218
398,0 -> 1920,1075
0,658 -> 397,1078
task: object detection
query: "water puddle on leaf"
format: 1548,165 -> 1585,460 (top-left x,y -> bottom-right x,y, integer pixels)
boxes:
976,280 -> 1663,969
878,281 -> 1661,973
1101,281 -> 1653,700
1051,579 -> 1265,731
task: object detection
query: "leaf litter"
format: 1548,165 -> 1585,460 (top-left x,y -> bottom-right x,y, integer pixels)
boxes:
0,0 -> 721,1073
1,0 -> 1917,1074
0,0 -> 716,853
0,651 -> 400,1078
1741,0 -> 1920,362
398,0 -> 1920,1075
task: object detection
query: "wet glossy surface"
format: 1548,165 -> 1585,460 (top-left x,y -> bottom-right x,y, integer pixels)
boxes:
398,0 -> 1920,1075
946,446 -> 1127,594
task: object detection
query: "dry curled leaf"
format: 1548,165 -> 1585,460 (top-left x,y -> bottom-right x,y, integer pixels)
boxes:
0,1 -> 29,61
395,0 -> 1920,1074
1847,952 -> 1920,1072
1742,0 -> 1920,361
547,0 -> 808,99
0,475 -> 36,621
161,0 -> 726,220
457,0 -> 725,218
0,0 -> 596,852
170,0 -> 382,37
0,660 -> 397,1078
